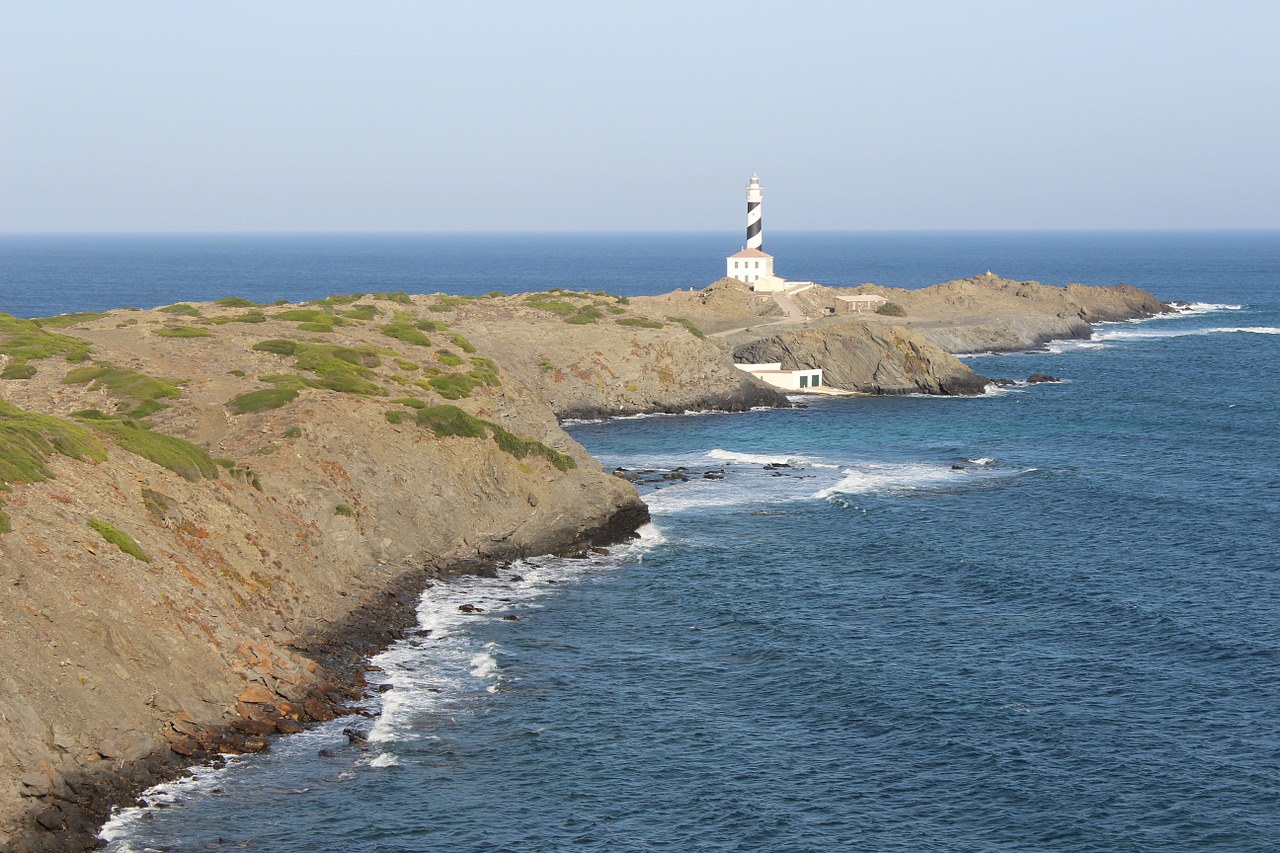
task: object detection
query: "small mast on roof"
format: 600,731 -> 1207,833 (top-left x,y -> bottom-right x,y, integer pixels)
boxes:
745,172 -> 764,251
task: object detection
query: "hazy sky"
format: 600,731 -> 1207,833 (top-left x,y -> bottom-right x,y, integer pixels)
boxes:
2,0 -> 1278,232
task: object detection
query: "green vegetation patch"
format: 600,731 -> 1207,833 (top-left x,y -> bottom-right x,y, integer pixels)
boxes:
449,334 -> 477,353
154,326 -> 213,339
371,291 -> 413,304
877,302 -> 907,317
415,319 -> 450,332
394,359 -> 420,372
62,364 -> 183,418
88,519 -> 150,562
78,416 -> 219,481
203,309 -> 267,325
384,410 -> 404,424
391,397 -> 427,410
436,349 -> 464,367
160,304 -> 201,317
617,317 -> 665,330
427,295 -> 473,312
413,405 -> 574,470
1,362 -> 37,380
564,305 -> 603,325
253,339 -> 298,356
525,296 -> 577,316
272,309 -> 347,327
381,323 -> 432,347
214,297 -> 258,308
1,313 -> 94,364
343,305 -> 381,321
0,401 -> 109,533
334,503 -> 356,517
666,316 -> 706,339
225,376 -> 306,414
308,294 -> 364,308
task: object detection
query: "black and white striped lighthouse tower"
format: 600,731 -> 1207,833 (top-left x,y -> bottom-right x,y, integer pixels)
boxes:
745,172 -> 764,251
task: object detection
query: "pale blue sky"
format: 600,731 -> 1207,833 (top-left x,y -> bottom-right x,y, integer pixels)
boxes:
2,0 -> 1277,232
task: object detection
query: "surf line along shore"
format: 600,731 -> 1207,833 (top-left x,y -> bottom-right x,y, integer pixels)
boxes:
0,277 -> 1169,850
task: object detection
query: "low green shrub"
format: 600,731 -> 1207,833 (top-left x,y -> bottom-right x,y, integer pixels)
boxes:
160,304 -> 201,316
412,405 -> 574,470
437,350 -> 465,367
283,426 -> 302,438
395,359 -> 419,372
1,362 -> 36,380
564,306 -> 603,325
391,397 -> 427,409
415,319 -> 450,332
226,384 -> 302,414
877,302 -> 907,317
154,326 -> 212,338
344,305 -> 381,321
253,339 -> 298,356
62,364 -> 183,417
335,503 -> 356,517
525,296 -> 577,316
88,519 -> 150,562
81,417 -> 219,481
385,410 -> 404,424
215,297 -> 257,308
617,317 -> 664,329
450,334 -> 477,353
382,323 -> 432,347
415,405 -> 489,438
667,316 -> 706,339
1,313 -> 94,363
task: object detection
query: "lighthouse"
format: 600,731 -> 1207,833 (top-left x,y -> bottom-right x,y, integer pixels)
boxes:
746,172 -> 764,251
727,172 -> 776,287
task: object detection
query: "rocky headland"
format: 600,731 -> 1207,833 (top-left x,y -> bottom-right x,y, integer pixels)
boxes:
0,276 -> 1168,850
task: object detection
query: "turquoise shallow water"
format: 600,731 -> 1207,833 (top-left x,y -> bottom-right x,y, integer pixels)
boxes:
5,233 -> 1278,851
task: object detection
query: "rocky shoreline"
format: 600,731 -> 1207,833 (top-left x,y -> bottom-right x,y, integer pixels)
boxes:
0,277 -> 1168,851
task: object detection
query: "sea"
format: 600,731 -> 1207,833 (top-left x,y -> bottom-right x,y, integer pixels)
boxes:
2,231 -> 1278,852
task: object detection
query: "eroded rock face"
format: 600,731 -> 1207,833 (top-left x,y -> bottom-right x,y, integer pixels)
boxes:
465,319 -> 788,419
733,319 -> 990,396
0,298 -> 653,851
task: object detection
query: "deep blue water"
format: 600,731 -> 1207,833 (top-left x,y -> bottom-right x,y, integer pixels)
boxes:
4,231 -> 1276,317
5,233 -> 1278,851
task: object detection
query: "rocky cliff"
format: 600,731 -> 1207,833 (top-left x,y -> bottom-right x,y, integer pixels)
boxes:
0,277 -> 1170,850
732,319 -> 990,396
796,275 -> 1171,354
0,293 -> 677,850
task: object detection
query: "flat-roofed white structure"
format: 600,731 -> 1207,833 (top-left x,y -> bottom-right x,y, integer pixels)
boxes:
736,362 -> 824,391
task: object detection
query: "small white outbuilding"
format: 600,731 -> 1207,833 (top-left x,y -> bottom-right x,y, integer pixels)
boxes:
736,362 -> 824,391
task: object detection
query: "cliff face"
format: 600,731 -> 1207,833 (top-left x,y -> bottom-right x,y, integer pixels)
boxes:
0,277 -> 1169,849
464,317 -> 787,419
818,276 -> 1172,354
732,320 -> 990,396
0,295 -> 658,850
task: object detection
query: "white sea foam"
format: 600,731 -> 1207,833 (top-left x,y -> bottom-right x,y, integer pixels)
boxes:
98,757 -> 246,848
1095,325 -> 1280,341
1043,338 -> 1109,354
814,461 -> 1020,500
706,448 -> 840,468
1170,302 -> 1244,315
369,751 -> 400,768
966,457 -> 996,467
365,527 -> 665,747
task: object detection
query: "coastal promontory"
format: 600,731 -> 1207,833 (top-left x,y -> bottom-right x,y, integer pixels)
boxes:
0,275 -> 1168,850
